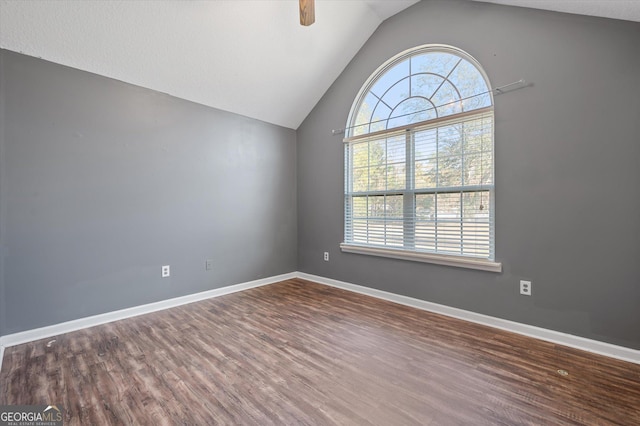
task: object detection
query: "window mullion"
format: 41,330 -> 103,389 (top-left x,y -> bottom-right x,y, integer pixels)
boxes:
367,143 -> 371,244
404,130 -> 415,250
434,127 -> 439,253
345,145 -> 352,242
384,138 -> 388,246
460,121 -> 465,256
459,192 -> 463,255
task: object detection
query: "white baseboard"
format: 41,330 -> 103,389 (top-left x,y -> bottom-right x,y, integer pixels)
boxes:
1,270 -> 637,375
0,272 -> 296,351
296,272 -> 640,365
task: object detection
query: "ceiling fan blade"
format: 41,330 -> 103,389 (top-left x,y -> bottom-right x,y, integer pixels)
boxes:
299,0 -> 315,26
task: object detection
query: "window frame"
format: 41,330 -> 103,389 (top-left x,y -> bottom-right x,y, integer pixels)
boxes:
341,45 -> 501,273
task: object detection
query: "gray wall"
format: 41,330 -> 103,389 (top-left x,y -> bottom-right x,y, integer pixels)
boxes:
1,1 -> 639,352
0,49 -> 297,335
0,50 -> 6,337
297,0 -> 640,349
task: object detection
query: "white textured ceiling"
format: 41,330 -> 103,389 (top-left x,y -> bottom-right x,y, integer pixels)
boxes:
0,0 -> 419,129
474,0 -> 640,23
1,0 -> 639,129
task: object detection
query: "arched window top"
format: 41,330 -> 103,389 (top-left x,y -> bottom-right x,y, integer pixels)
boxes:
347,45 -> 493,138
342,44 -> 499,269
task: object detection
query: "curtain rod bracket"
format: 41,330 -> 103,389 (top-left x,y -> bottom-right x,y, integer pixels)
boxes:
494,79 -> 527,94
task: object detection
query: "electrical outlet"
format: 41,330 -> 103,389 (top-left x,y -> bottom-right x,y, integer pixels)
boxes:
520,280 -> 531,296
162,265 -> 170,278
205,259 -> 213,271
323,251 -> 329,261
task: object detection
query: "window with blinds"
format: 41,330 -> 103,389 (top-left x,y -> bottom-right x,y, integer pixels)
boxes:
342,45 -> 500,271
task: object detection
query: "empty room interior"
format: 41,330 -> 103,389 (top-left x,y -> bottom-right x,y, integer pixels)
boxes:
1,0 -> 639,424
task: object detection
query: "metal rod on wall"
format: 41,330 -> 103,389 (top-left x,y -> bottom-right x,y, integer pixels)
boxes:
494,79 -> 527,94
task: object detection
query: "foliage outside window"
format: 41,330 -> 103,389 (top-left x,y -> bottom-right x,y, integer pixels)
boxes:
342,45 -> 500,271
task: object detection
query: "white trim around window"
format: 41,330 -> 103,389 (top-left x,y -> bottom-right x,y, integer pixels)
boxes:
340,243 -> 502,272
343,44 -> 499,269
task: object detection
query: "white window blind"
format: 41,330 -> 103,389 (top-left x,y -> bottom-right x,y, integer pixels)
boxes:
342,45 -> 498,267
344,110 -> 494,259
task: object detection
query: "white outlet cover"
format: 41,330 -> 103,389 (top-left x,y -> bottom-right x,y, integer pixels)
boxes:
520,280 -> 531,295
162,265 -> 170,278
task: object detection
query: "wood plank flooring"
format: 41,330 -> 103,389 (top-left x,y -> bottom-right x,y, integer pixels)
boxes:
1,278 -> 639,425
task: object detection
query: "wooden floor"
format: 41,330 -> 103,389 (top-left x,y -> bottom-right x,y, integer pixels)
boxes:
1,278 -> 639,425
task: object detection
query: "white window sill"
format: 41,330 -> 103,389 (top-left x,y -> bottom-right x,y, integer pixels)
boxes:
340,243 -> 502,273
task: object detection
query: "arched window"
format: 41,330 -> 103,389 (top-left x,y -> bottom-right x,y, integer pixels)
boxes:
341,45 -> 500,271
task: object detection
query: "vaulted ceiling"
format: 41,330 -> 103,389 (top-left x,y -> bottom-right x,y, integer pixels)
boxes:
1,0 -> 639,130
